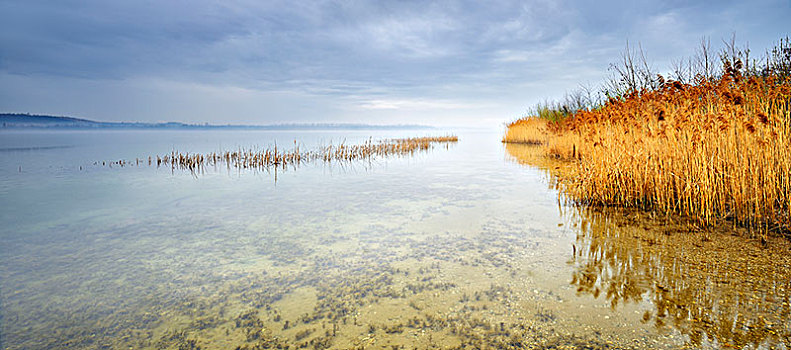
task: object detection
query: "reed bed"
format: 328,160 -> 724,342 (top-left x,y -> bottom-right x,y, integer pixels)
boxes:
104,136 -> 458,172
502,118 -> 548,145
505,73 -> 791,236
320,136 -> 457,162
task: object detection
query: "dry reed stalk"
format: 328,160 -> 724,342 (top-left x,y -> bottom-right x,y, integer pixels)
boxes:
104,136 -> 458,173
502,118 -> 549,145
507,74 -> 791,237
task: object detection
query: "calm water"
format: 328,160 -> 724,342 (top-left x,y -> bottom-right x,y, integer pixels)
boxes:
0,130 -> 789,349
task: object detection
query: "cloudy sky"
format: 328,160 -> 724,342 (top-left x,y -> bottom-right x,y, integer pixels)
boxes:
1,0 -> 789,127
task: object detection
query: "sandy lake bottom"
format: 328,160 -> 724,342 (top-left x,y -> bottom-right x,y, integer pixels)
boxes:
1,130 -> 789,349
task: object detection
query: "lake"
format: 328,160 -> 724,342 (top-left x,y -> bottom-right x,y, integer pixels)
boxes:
1,129 -> 789,349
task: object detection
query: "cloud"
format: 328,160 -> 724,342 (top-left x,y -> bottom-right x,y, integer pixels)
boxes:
357,98 -> 478,111
1,0 -> 789,126
352,16 -> 459,58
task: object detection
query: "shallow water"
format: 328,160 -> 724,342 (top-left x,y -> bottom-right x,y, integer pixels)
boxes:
0,130 -> 788,349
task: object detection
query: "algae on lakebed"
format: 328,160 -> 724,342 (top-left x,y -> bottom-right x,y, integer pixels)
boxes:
1,181 -> 675,349
2,132 -> 790,349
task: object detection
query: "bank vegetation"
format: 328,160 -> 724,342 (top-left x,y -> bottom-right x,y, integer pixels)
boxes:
504,36 -> 791,237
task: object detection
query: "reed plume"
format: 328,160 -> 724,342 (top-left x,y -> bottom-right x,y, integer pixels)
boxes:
506,71 -> 791,237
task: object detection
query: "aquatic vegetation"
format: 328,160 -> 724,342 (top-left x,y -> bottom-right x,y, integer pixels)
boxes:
501,117 -> 548,145
504,140 -> 791,348
504,38 -> 791,237
101,136 -> 458,172
11,130 -> 791,349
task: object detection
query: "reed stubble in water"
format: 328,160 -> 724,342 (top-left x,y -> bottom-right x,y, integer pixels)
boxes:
101,136 -> 458,172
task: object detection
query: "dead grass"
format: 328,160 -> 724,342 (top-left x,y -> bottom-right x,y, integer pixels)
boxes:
502,118 -> 549,145
506,74 -> 791,237
105,136 -> 458,172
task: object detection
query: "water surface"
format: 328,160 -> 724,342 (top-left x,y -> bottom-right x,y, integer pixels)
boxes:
0,130 -> 788,349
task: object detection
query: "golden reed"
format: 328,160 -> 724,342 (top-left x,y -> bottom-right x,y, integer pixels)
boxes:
505,74 -> 791,236
105,136 -> 458,171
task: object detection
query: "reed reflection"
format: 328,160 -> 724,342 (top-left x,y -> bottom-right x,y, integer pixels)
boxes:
506,143 -> 791,348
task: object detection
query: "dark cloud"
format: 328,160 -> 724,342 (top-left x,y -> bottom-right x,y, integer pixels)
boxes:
0,0 -> 789,126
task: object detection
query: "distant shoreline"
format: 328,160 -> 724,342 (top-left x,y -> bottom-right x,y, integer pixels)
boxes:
0,113 -> 434,131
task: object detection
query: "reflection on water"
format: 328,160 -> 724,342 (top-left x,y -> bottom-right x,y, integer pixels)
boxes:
507,142 -> 791,348
1,134 -> 789,349
567,207 -> 791,348
3,130 -> 633,349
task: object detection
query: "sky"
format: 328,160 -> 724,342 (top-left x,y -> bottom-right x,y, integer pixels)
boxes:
1,0 -> 789,127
